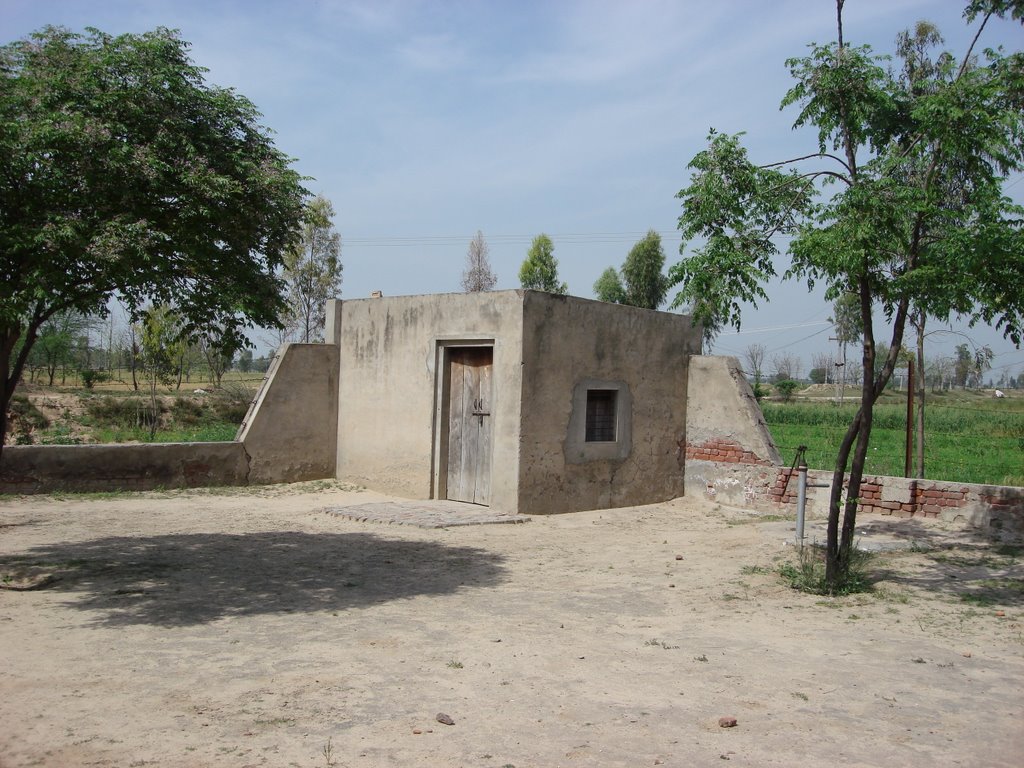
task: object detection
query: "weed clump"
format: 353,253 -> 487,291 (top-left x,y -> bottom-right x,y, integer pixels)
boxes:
778,544 -> 874,596
8,395 -> 50,443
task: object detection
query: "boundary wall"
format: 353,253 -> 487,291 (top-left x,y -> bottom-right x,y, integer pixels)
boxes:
0,343 -> 337,494
0,442 -> 249,494
685,355 -> 1023,533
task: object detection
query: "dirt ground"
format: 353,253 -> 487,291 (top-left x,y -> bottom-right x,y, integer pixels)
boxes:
1,482 -> 1022,768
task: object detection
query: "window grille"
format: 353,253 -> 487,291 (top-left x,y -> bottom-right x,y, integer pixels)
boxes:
585,389 -> 617,442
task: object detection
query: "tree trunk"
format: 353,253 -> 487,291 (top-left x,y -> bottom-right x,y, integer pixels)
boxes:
1,323 -> 42,464
0,335 -> 13,464
915,316 -> 926,478
148,376 -> 159,441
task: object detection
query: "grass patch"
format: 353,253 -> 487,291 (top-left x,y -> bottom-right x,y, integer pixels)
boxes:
958,578 -> 1024,607
778,545 -> 874,596
53,388 -> 253,444
873,587 -> 911,604
762,394 -> 1024,486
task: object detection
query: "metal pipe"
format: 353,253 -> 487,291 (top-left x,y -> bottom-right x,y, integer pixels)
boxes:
796,457 -> 808,546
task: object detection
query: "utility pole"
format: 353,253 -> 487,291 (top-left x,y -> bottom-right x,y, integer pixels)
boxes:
830,336 -> 847,404
904,360 -> 914,478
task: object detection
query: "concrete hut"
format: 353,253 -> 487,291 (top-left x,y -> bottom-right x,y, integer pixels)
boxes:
241,289 -> 703,515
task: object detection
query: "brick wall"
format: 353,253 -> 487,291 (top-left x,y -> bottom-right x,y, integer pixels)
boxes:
767,466 -> 1021,531
685,438 -> 773,466
686,437 -> 1022,532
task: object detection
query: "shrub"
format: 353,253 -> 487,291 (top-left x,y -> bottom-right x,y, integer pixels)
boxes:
170,397 -> 205,426
775,379 -> 800,402
778,545 -> 873,596
8,394 -> 50,443
78,369 -> 109,389
84,396 -> 161,429
210,384 -> 255,425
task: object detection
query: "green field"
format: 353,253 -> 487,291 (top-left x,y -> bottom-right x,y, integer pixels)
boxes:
762,390 -> 1024,487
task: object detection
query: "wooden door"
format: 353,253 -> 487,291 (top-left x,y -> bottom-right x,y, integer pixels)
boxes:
446,347 -> 493,505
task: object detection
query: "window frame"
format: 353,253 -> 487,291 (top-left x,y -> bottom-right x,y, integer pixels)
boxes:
565,378 -> 632,463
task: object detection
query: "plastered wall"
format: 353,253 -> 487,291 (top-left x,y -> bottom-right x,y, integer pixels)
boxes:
236,342 -> 339,484
684,355 -> 782,506
0,442 -> 249,493
518,292 -> 701,514
330,292 -> 524,508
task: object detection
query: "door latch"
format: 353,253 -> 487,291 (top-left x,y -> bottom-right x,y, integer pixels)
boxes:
471,398 -> 490,426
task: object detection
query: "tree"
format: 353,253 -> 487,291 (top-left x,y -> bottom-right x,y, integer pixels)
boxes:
744,344 -> 767,385
461,230 -> 497,292
811,350 -> 836,384
0,26 -> 307,456
830,292 -> 862,404
199,329 -> 237,389
668,2 -> 1024,590
594,230 -> 669,310
594,267 -> 627,304
282,195 -> 342,343
775,379 -> 800,402
519,234 -> 567,294
137,306 -> 183,439
972,345 -> 995,388
621,230 -> 669,309
928,355 -> 954,391
30,312 -> 78,386
771,352 -> 801,382
954,344 -> 973,388
237,349 -> 253,374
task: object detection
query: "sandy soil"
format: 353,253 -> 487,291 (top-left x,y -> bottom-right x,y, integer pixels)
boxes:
1,482 -> 1022,768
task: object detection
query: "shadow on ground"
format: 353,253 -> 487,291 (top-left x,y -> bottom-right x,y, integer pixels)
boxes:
848,517 -> 1024,607
0,531 -> 507,627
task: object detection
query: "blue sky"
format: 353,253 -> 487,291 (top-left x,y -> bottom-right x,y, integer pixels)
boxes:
4,0 -> 1023,379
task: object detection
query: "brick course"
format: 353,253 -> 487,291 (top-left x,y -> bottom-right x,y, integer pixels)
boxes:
690,445 -> 1022,527
685,438 -> 772,466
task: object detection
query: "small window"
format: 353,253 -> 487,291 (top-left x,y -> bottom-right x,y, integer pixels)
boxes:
585,389 -> 617,442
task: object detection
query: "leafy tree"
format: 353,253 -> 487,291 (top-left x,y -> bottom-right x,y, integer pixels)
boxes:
593,230 -> 669,309
775,379 -> 800,402
668,1 -> 1024,590
621,230 -> 669,309
953,343 -> 973,388
461,230 -> 497,292
811,350 -> 836,384
0,26 -> 307,455
30,312 -> 78,386
138,306 -> 184,439
282,195 -> 342,343
519,234 -> 567,294
593,267 -> 626,304
972,345 -> 995,388
237,349 -> 253,374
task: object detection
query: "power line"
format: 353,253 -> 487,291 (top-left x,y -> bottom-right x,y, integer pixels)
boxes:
344,230 -> 683,247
